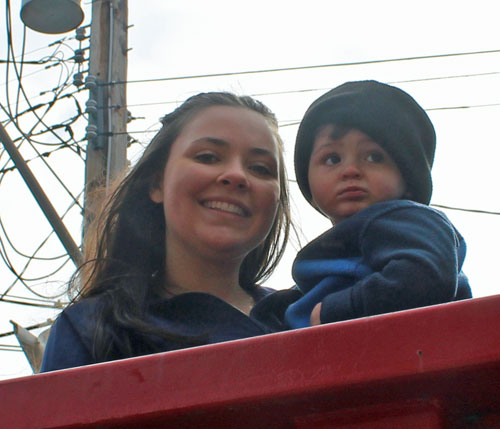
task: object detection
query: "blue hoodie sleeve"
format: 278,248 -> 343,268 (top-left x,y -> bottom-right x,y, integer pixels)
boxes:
320,204 -> 465,324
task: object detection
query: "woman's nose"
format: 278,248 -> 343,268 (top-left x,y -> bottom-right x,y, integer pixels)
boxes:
217,163 -> 249,190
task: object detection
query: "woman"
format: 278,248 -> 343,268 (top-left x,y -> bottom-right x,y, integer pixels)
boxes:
41,92 -> 300,372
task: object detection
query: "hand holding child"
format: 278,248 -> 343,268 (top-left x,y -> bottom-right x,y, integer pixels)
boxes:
310,303 -> 322,326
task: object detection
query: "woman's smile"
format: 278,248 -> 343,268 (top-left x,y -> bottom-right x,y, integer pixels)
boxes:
201,199 -> 250,217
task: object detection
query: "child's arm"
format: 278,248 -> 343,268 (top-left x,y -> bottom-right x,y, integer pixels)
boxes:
319,205 -> 468,324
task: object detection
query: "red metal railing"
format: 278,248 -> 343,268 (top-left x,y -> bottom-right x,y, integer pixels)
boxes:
2,294 -> 500,428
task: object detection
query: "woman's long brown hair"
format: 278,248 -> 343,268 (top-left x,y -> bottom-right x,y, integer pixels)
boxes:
71,92 -> 291,362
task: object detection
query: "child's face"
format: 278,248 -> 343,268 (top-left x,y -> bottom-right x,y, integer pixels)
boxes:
308,125 -> 406,223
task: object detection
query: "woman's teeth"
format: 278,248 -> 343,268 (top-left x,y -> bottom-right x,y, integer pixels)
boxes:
203,201 -> 245,216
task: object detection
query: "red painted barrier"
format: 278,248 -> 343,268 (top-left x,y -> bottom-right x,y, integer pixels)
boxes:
2,294 -> 500,428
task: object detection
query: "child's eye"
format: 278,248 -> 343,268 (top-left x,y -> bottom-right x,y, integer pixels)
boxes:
194,152 -> 219,164
366,151 -> 385,163
325,153 -> 341,165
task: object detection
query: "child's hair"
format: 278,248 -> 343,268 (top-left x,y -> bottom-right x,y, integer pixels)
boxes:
74,92 -> 291,361
295,80 -> 436,208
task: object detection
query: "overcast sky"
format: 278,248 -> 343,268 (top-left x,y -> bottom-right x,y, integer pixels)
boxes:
1,0 -> 499,379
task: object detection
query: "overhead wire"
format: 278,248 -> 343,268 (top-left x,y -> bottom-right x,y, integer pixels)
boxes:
118,96 -> 500,139
0,214 -> 70,261
14,24 -> 26,119
0,191 -> 82,299
1,294 -> 64,307
4,4 -> 85,152
0,1 -> 85,307
0,141 -> 85,174
119,70 -> 500,112
104,46 -> 500,225
1,104 -> 85,212
107,49 -> 500,86
1,5 -> 86,209
431,204 -> 500,216
1,84 -> 87,129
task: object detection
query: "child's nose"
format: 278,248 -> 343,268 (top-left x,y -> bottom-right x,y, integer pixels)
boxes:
341,161 -> 362,179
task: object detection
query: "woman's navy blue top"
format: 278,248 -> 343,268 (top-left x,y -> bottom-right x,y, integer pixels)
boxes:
40,286 -> 301,372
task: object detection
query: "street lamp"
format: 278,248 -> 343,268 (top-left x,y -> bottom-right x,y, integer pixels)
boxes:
20,0 -> 84,34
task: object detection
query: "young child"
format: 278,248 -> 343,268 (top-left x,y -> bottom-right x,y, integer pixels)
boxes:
285,80 -> 472,329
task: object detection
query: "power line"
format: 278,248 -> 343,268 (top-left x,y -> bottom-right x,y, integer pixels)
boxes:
0,104 -> 85,210
0,120 -> 83,267
432,204 -> 500,216
117,70 -> 500,111
121,101 -> 500,136
274,102 -> 500,129
388,71 -> 500,85
107,49 -> 500,86
0,58 -> 62,65
1,293 -> 64,306
428,103 -> 500,111
0,2 -> 85,316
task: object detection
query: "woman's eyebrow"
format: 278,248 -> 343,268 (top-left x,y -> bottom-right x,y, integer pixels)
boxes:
192,137 -> 229,147
193,137 -> 276,157
251,147 -> 276,157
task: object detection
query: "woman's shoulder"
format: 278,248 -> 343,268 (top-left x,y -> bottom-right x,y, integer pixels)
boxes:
54,297 -> 104,349
60,296 -> 103,328
40,297 -> 102,372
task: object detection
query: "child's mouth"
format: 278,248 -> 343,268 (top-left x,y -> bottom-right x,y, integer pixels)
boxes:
338,186 -> 367,199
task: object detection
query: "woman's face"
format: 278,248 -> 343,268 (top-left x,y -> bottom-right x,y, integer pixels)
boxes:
150,105 -> 281,263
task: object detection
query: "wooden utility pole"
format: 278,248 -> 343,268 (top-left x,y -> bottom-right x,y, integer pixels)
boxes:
84,0 -> 128,235
0,123 -> 83,266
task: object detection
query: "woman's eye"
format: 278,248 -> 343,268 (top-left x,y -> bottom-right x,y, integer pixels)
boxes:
325,153 -> 341,165
366,151 -> 385,163
250,164 -> 273,176
194,152 -> 218,163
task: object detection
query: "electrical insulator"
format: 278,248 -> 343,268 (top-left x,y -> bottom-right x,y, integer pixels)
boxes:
73,72 -> 84,87
75,27 -> 86,41
85,75 -> 97,90
85,125 -> 98,140
85,99 -> 98,114
74,49 -> 85,63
